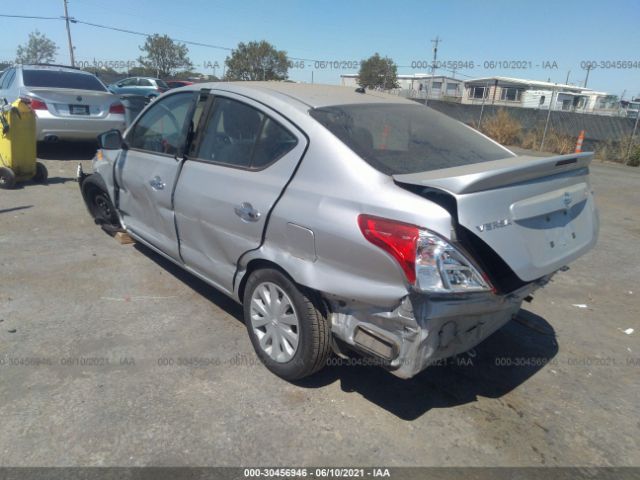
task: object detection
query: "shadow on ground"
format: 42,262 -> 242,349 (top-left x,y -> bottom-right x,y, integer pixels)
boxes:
38,141 -> 97,160
298,311 -> 557,420
133,241 -> 558,420
0,205 -> 33,214
134,243 -> 243,322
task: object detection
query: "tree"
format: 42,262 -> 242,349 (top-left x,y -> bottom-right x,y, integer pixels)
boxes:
358,53 -> 399,90
127,66 -> 159,78
138,34 -> 192,78
80,66 -> 121,86
224,41 -> 288,81
15,30 -> 57,64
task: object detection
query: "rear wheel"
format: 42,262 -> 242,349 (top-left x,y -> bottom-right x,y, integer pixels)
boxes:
243,268 -> 331,381
33,162 -> 48,184
0,167 -> 16,189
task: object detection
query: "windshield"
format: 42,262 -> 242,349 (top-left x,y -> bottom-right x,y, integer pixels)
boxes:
23,70 -> 107,92
310,103 -> 514,175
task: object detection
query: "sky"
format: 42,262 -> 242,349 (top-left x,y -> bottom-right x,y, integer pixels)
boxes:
1,0 -> 639,98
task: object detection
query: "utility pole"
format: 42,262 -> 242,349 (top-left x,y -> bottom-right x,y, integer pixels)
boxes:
626,106 -> 640,162
478,80 -> 489,129
430,35 -> 441,75
584,64 -> 592,88
540,85 -> 557,151
565,70 -> 571,85
63,0 -> 75,67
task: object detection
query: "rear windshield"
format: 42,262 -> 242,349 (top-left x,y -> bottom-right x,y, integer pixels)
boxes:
309,103 -> 513,175
23,70 -> 107,92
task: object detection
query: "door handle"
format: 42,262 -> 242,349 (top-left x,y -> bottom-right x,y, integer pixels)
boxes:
149,176 -> 165,191
234,202 -> 261,222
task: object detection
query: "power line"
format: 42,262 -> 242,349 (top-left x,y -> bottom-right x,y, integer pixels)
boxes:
73,19 -> 235,52
0,14 -> 61,20
2,12 -> 333,62
1,12 -> 470,75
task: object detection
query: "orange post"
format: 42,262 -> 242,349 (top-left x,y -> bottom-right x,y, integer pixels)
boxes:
575,130 -> 585,153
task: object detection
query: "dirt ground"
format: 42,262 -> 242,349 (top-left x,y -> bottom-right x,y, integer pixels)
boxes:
0,143 -> 638,467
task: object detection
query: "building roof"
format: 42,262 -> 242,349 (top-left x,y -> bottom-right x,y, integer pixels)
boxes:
341,73 -> 462,82
464,76 -> 593,92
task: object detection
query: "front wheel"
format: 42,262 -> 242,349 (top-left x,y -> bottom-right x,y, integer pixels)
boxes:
243,268 -> 331,381
82,177 -> 119,226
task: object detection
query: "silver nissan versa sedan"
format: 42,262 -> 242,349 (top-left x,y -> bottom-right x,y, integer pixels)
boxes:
78,82 -> 598,380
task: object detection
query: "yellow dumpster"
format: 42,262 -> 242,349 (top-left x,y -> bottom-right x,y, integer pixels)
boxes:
0,98 -> 47,189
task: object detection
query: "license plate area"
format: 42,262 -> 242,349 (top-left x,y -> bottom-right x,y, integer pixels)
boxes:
69,104 -> 89,115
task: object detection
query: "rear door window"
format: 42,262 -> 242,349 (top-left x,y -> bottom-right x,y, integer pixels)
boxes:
252,117 -> 298,168
22,70 -> 107,91
138,78 -> 153,87
195,97 -> 297,169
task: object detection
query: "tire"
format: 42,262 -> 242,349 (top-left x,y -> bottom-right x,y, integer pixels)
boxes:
82,177 -> 119,225
0,167 -> 16,189
243,268 -> 331,381
33,162 -> 48,184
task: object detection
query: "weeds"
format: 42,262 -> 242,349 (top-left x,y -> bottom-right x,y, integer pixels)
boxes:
477,109 -> 521,145
476,109 -> 639,166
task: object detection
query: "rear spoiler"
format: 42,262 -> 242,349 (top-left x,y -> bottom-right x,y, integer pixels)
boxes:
392,152 -> 593,195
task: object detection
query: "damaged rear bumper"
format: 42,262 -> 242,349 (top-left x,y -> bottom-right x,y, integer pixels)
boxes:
328,278 -> 549,379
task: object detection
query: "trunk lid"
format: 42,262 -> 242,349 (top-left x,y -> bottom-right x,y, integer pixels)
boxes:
394,152 -> 599,282
23,87 -> 118,118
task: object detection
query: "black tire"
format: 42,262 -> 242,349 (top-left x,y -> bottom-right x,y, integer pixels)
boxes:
0,167 -> 16,189
33,162 -> 48,184
82,177 -> 119,225
243,268 -> 331,381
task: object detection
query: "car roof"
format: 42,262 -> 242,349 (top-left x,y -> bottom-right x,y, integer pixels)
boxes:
183,81 -> 413,110
132,77 -> 163,81
20,64 -> 95,75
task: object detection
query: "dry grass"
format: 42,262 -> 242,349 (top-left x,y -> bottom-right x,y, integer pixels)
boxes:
595,141 -> 640,166
478,109 -> 521,145
520,129 -> 575,154
475,109 -> 639,166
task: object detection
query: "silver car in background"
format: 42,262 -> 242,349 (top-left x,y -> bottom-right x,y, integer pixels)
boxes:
78,82 -> 598,380
0,64 -> 126,142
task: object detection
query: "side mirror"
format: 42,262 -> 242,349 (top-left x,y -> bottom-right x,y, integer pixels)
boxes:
117,82 -> 124,87
98,129 -> 124,150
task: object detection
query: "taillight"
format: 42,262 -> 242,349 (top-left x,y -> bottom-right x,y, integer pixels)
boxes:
29,98 -> 47,110
358,214 -> 492,293
109,102 -> 125,114
415,231 -> 490,293
358,215 -> 419,284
